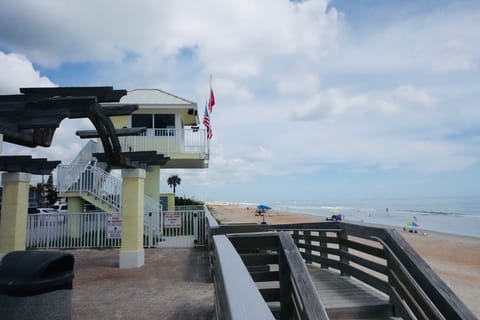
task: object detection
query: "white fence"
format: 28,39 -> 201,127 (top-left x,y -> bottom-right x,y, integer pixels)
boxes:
26,210 -> 206,249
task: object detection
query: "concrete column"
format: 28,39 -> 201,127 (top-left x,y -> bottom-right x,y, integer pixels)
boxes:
119,168 -> 145,268
67,197 -> 84,239
144,166 -> 160,200
0,172 -> 32,256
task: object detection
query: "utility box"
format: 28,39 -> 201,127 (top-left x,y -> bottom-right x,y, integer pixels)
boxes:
0,251 -> 74,320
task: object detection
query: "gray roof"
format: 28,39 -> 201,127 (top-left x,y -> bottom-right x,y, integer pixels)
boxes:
120,89 -> 196,107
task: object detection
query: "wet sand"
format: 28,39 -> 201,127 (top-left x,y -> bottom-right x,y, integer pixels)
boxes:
208,202 -> 480,317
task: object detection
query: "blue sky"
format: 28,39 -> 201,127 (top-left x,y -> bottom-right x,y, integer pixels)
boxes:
0,0 -> 479,204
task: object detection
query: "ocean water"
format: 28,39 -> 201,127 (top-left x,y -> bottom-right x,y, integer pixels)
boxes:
240,197 -> 480,238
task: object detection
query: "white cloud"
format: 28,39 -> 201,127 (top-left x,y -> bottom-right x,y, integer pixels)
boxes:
0,52 -> 54,94
321,4 -> 480,74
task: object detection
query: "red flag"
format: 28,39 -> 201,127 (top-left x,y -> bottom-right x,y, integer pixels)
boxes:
203,103 -> 213,139
208,88 -> 215,113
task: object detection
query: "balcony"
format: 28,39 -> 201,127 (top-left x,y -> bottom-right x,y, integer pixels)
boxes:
97,128 -> 209,168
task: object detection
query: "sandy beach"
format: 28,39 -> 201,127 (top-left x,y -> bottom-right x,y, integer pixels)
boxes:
208,202 -> 480,317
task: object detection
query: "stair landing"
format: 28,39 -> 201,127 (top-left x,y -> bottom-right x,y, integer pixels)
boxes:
308,267 -> 397,319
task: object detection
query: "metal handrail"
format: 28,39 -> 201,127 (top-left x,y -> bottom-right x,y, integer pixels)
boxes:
57,164 -> 122,211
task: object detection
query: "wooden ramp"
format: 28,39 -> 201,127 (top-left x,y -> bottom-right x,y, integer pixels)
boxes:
308,267 -> 398,320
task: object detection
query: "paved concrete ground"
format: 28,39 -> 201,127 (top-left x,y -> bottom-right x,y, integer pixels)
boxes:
70,248 -> 214,320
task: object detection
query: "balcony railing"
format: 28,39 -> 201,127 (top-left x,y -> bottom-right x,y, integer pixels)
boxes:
100,128 -> 208,157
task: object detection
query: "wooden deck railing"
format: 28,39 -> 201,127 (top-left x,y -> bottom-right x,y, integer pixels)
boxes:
206,217 -> 476,319
212,234 -> 275,320
272,222 -> 477,320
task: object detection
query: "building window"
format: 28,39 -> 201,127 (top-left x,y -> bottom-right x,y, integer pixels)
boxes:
132,114 -> 153,128
132,114 -> 175,136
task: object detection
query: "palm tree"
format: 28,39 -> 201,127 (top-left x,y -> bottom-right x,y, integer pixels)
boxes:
167,175 -> 181,194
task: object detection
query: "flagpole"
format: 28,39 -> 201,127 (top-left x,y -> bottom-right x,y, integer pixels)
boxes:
210,73 -> 212,89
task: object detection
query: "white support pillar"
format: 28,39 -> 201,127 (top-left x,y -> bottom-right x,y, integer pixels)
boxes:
119,168 -> 145,268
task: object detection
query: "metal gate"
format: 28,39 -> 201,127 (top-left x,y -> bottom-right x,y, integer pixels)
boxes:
157,210 -> 206,248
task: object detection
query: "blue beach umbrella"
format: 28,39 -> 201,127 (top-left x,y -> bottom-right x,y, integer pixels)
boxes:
257,204 -> 272,211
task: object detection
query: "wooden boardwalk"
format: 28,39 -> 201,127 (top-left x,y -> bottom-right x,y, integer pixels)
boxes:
308,267 -> 399,319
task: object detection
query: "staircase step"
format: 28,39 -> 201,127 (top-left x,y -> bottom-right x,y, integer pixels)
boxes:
326,302 -> 394,319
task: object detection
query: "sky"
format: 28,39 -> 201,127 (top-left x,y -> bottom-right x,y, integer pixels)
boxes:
0,0 -> 479,204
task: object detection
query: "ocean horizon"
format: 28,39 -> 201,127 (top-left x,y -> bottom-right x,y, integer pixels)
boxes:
228,196 -> 480,238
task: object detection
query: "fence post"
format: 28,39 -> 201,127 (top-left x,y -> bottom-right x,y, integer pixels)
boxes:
304,230 -> 312,265
319,231 -> 328,269
193,212 -> 199,247
338,229 -> 350,276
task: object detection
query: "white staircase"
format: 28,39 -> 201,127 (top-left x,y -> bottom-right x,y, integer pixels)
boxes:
57,140 -> 162,216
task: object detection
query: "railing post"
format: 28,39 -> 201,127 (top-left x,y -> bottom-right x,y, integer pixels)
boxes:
338,229 -> 350,276
279,247 -> 294,320
319,230 -> 328,269
292,230 -> 299,246
304,230 -> 312,265
193,212 -> 199,247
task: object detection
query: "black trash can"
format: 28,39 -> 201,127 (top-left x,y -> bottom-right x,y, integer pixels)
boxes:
0,250 -> 74,320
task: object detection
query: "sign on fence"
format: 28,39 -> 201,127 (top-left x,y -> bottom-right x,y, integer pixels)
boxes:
107,216 -> 122,239
164,211 -> 182,228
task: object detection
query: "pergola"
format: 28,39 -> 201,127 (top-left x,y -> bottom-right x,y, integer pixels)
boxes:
0,86 -> 167,168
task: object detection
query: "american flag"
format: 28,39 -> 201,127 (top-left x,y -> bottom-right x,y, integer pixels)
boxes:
203,103 -> 213,140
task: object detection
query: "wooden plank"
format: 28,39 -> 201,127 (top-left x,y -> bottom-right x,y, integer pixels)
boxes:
260,288 -> 281,302
340,263 -> 389,294
211,225 -> 270,235
291,233 -> 340,244
76,127 -> 147,138
20,86 -> 126,102
240,253 -> 278,266
338,222 -> 389,239
339,250 -> 388,276
297,242 -> 340,256
251,271 -> 279,282
228,234 -> 279,251
343,238 -> 386,259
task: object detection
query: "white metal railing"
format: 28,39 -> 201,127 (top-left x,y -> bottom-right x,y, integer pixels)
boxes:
57,164 -> 122,211
96,128 -> 208,156
26,211 -> 163,249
